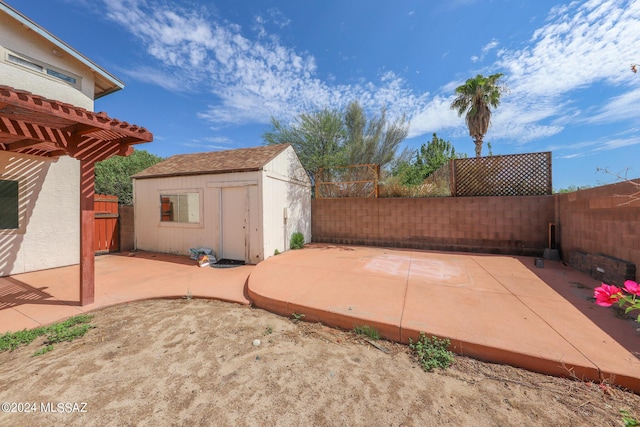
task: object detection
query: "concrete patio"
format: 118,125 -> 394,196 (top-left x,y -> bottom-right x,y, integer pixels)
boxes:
0,251 -> 252,332
1,245 -> 639,393
249,245 -> 640,393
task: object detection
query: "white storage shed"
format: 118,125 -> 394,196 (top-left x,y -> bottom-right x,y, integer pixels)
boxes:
132,144 -> 311,264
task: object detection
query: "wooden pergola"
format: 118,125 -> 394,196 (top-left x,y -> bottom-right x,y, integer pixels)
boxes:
0,85 -> 153,305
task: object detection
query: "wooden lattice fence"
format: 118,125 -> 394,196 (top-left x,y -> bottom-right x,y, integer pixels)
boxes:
450,152 -> 552,197
315,164 -> 380,198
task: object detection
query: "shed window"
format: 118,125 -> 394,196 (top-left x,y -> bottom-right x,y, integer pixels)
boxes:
160,193 -> 200,223
0,180 -> 19,229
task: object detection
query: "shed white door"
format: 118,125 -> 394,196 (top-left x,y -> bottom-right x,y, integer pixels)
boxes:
221,186 -> 248,261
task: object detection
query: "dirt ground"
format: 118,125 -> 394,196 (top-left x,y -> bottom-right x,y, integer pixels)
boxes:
1,299 -> 639,427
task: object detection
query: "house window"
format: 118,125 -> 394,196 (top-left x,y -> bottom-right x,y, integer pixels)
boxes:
46,68 -> 77,85
6,53 -> 43,73
5,51 -> 80,88
160,193 -> 200,223
0,180 -> 19,229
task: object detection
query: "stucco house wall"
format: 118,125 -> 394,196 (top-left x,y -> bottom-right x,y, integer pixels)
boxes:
0,8 -> 90,276
0,10 -> 95,110
0,151 -> 79,276
1,3 -> 128,280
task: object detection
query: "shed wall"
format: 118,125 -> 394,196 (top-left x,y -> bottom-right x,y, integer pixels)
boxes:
0,152 -> 80,276
133,171 -> 262,262
262,145 -> 312,256
264,146 -> 310,184
261,171 -> 311,256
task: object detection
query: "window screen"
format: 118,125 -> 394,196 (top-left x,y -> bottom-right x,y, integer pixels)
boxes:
0,180 -> 19,229
160,193 -> 200,223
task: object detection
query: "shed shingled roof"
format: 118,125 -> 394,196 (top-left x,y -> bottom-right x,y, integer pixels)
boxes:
132,144 -> 291,179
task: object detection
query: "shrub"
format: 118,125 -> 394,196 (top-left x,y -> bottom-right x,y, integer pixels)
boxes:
409,332 -> 454,372
290,232 -> 305,250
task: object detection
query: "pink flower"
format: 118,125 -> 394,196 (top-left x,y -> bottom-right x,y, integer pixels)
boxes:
594,284 -> 623,307
624,280 -> 639,296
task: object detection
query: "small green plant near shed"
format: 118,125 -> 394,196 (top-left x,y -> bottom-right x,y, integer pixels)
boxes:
290,232 -> 305,249
409,332 -> 454,372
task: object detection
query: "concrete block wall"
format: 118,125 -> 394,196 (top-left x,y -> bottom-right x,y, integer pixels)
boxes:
556,179 -> 640,282
312,195 -> 555,256
119,205 -> 135,252
568,252 -> 635,288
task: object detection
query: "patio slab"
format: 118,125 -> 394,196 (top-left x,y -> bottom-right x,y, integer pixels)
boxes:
2,245 -> 639,393
0,252 -> 252,333
248,244 -> 640,393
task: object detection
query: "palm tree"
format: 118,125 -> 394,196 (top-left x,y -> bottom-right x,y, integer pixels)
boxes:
450,73 -> 506,157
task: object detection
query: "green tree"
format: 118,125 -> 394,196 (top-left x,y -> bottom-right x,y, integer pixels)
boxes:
263,101 -> 408,180
262,108 -> 345,182
450,73 -> 507,157
95,149 -> 163,204
486,141 -> 494,156
343,101 -> 409,167
392,133 -> 459,186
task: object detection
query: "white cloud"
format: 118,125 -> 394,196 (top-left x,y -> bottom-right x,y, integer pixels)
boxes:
181,142 -> 233,151
472,39 -> 499,62
103,0 -> 640,148
417,0 -> 640,146
180,135 -> 237,151
593,136 -> 640,151
550,134 -> 640,160
482,40 -> 499,54
584,87 -> 640,124
118,66 -> 185,92
101,0 -> 430,127
499,0 -> 640,96
546,138 -> 600,153
268,8 -> 291,28
203,136 -> 233,144
407,95 -> 460,138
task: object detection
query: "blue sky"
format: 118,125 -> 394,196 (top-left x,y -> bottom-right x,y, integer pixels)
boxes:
8,0 -> 640,190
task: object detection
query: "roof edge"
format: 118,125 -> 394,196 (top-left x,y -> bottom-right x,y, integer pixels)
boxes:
132,167 -> 263,180
131,144 -> 292,179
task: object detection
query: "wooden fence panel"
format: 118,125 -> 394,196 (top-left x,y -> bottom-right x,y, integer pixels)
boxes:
94,194 -> 119,253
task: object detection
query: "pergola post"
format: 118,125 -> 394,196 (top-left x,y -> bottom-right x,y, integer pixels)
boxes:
79,159 -> 95,305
